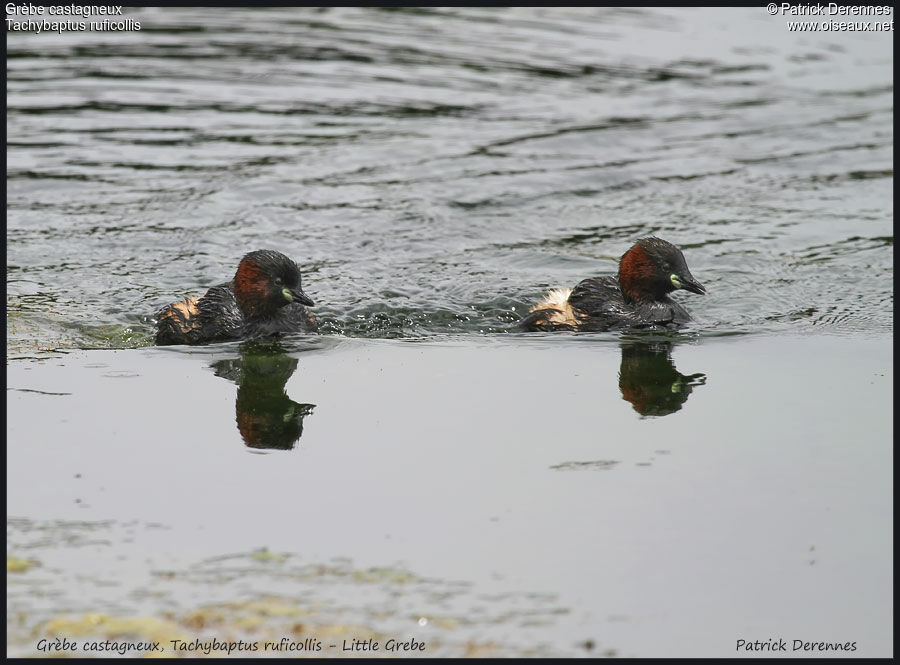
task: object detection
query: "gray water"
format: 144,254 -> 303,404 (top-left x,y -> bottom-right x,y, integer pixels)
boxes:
6,6 -> 893,658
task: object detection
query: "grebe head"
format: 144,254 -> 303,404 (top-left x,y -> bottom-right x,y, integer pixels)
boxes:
233,249 -> 314,318
618,237 -> 705,304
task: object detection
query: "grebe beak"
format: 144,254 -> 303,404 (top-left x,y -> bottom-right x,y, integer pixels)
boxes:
681,278 -> 706,295
284,287 -> 315,307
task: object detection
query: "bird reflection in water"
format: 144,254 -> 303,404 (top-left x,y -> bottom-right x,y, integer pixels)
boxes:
211,341 -> 315,450
618,341 -> 706,416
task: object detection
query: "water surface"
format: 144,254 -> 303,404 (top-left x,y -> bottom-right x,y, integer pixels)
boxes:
7,334 -> 893,656
6,6 -> 893,348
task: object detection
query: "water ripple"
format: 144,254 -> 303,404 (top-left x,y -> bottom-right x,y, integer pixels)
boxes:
6,7 -> 893,354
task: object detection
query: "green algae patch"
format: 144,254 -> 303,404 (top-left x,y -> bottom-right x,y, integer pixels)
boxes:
74,323 -> 155,350
249,548 -> 288,563
29,599 -> 395,658
16,585 -> 558,658
238,598 -> 308,619
352,567 -> 418,584
7,556 -> 39,573
181,596 -> 313,631
41,614 -> 189,645
6,304 -> 154,358
7,527 -> 575,658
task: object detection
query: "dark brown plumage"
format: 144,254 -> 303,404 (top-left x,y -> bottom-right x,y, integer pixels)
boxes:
155,250 -> 317,345
520,237 -> 705,332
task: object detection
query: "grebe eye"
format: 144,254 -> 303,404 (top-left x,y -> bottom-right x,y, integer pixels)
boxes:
670,274 -> 681,288
274,277 -> 283,286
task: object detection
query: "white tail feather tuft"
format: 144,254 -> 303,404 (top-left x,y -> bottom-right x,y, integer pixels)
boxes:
533,288 -> 572,310
528,287 -> 579,327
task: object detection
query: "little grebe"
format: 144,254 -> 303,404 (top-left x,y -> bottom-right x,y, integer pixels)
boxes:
519,237 -> 705,332
155,249 -> 317,345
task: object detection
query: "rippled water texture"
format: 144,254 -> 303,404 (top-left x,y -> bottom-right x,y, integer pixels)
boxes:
6,7 -> 893,353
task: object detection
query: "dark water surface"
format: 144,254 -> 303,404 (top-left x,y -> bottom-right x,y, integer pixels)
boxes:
6,6 -> 893,347
6,6 -> 893,658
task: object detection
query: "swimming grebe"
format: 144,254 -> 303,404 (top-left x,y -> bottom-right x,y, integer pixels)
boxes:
155,249 -> 317,345
519,237 -> 705,332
